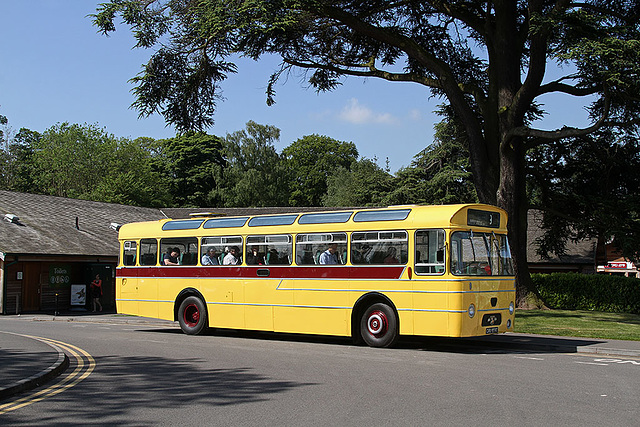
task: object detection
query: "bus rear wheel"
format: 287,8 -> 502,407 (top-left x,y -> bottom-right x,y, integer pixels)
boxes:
178,296 -> 208,335
360,302 -> 398,348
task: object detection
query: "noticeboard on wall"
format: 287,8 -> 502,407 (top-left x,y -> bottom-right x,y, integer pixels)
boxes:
49,264 -> 71,288
71,284 -> 87,306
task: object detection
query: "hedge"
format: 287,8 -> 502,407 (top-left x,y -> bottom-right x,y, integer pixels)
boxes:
532,273 -> 640,314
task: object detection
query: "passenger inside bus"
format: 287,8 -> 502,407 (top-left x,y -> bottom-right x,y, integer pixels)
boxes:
384,247 -> 399,264
223,246 -> 240,265
163,248 -> 180,265
201,248 -> 219,265
319,243 -> 339,265
246,247 -> 264,265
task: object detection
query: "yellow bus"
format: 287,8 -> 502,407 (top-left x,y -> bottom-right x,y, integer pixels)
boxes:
116,204 -> 515,347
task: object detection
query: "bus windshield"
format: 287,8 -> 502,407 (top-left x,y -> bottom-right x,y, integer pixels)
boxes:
450,231 -> 514,276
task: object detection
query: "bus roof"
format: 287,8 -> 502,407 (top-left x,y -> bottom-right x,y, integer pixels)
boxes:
118,204 -> 508,240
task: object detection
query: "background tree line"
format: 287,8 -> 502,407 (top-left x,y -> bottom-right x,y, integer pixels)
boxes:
2,107 -> 639,271
0,116 -> 476,209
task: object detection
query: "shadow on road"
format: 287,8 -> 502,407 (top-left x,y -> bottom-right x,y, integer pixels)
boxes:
2,351 -> 314,426
135,326 -> 601,355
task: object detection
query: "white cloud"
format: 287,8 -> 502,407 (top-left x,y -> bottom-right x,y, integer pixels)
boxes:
338,98 -> 397,125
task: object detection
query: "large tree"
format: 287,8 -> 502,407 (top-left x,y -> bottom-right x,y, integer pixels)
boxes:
94,1 -> 640,304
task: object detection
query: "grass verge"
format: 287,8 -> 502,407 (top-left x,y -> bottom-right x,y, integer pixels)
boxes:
514,309 -> 640,341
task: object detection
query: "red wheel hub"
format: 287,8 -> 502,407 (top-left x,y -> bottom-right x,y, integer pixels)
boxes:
183,303 -> 200,327
367,310 -> 388,337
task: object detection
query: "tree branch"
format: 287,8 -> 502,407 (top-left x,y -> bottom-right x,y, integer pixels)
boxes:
538,80 -> 600,97
571,2 -> 640,24
509,89 -> 611,148
285,57 -> 443,88
511,0 -> 573,122
314,4 -> 487,131
427,0 -> 488,37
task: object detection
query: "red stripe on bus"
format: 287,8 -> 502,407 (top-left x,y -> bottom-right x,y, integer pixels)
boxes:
117,265 -> 405,280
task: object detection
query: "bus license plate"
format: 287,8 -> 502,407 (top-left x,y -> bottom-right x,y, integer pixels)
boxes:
486,327 -> 499,334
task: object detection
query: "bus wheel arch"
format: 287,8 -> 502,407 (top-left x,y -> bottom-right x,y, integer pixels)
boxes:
175,289 -> 209,335
352,293 -> 399,348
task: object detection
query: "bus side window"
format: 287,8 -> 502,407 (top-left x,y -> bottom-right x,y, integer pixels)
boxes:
201,236 -> 243,266
351,231 -> 408,265
248,234 -> 292,266
160,237 -> 198,265
295,233 -> 347,265
140,238 -> 158,266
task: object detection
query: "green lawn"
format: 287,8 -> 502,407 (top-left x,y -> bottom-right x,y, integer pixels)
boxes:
514,309 -> 640,341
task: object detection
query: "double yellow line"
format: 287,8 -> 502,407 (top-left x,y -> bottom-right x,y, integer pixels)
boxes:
0,336 -> 95,414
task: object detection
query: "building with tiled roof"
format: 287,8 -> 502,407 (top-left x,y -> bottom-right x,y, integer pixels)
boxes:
0,190 -> 166,314
0,191 -> 340,314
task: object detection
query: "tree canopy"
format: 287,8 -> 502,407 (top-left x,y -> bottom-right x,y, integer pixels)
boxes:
155,131 -> 226,207
94,1 -> 640,303
282,134 -> 359,206
323,157 -> 394,207
0,122 -> 172,207
216,120 -> 290,207
528,128 -> 640,263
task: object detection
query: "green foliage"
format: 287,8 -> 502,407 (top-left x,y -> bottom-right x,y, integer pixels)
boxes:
532,273 -> 640,314
1,123 -> 172,207
282,135 -> 358,206
2,128 -> 39,193
33,123 -> 118,198
155,132 -> 226,207
90,137 -> 172,207
0,120 -> 40,192
528,129 -> 640,263
323,158 -> 393,207
215,121 -> 289,207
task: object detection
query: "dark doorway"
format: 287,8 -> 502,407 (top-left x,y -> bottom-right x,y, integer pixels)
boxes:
85,264 -> 116,312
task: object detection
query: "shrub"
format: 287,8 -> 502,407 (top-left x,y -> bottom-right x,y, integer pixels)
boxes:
532,273 -> 640,314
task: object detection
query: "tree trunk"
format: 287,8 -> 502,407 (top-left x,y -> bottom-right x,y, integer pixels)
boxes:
497,137 -> 536,306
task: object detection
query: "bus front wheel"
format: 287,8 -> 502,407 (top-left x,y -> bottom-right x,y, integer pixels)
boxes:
178,296 -> 208,335
360,302 -> 398,348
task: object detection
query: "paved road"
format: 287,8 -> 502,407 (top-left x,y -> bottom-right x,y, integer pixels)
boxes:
1,315 -> 639,425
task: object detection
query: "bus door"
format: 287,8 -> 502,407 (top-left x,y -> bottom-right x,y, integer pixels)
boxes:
244,234 -> 294,331
118,240 -> 140,315
137,238 -> 159,318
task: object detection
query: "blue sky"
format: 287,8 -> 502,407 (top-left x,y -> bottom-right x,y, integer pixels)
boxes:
1,1 -> 593,173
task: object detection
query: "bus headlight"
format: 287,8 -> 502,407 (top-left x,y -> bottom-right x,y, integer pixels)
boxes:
507,319 -> 512,329
468,303 -> 476,318
509,302 -> 514,315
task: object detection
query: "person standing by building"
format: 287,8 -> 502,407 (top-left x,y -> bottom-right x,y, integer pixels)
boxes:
90,274 -> 103,312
